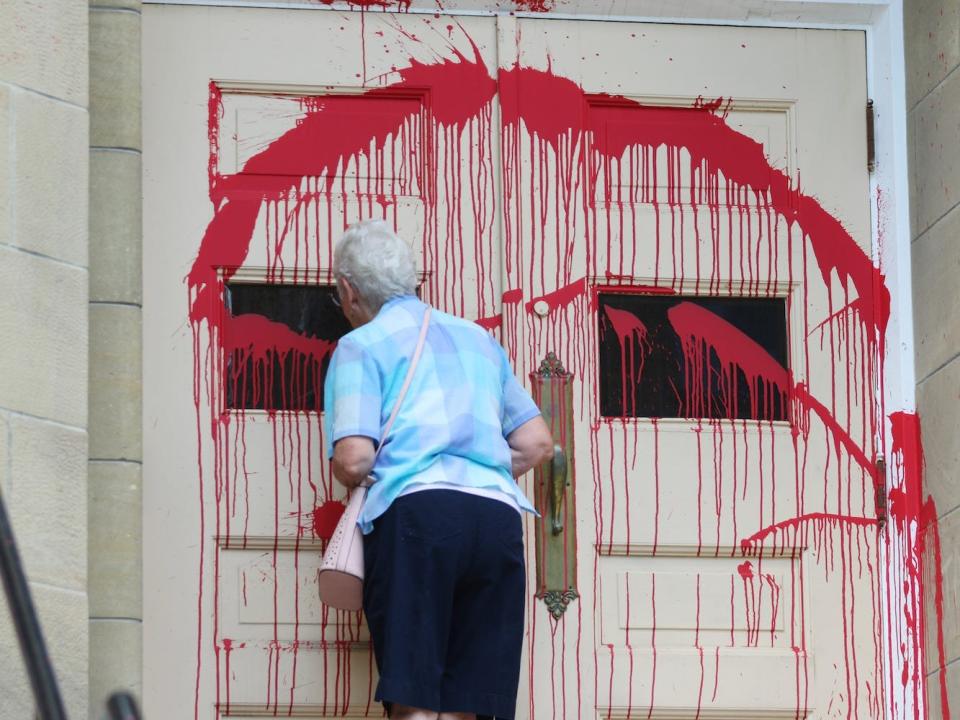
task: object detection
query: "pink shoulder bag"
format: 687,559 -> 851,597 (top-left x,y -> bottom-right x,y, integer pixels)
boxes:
318,308 -> 432,611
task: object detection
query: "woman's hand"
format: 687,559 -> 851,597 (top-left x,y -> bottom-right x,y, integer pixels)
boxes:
506,416 -> 554,478
332,436 -> 377,489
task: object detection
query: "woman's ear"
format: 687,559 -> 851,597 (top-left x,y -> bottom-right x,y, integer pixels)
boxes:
341,278 -> 359,310
338,278 -> 372,327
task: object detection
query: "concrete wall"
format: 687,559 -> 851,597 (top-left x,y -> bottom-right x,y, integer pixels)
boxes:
0,1 -> 90,718
905,0 -> 960,715
87,0 -> 144,715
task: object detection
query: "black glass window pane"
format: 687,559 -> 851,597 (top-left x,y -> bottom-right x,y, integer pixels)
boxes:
224,283 -> 352,411
598,293 -> 789,421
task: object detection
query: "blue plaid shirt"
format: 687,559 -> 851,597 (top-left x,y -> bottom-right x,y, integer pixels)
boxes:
324,296 -> 540,534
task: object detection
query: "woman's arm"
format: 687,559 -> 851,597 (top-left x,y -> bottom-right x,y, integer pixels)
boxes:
506,415 -> 554,478
332,436 -> 377,489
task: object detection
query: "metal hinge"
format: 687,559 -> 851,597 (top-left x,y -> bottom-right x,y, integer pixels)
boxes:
867,99 -> 876,173
874,455 -> 887,530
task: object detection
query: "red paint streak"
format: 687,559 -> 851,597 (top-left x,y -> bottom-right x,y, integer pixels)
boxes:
223,313 -> 335,361
603,305 -> 650,420
474,314 -> 502,330
500,64 -> 890,339
190,42 -> 496,323
525,276 -> 587,315
502,288 -> 524,304
207,82 -> 223,198
603,306 -> 648,345
220,638 -> 245,715
740,512 -> 878,552
648,573 -> 657,719
737,560 -> 754,580
793,383 -> 876,477
888,412 -> 951,720
667,301 -> 788,419
599,280 -> 677,295
663,302 -> 879,484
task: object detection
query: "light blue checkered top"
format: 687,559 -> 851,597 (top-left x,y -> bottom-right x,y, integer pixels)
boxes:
324,295 -> 541,534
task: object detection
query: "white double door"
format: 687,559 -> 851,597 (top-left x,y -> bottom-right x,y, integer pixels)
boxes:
145,6 -> 880,718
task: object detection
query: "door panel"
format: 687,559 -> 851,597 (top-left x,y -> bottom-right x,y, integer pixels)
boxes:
506,18 -> 877,720
145,8 -> 879,719
144,8 -> 501,717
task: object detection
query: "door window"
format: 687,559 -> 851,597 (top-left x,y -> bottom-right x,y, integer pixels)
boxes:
223,282 -> 351,411
597,292 -> 789,421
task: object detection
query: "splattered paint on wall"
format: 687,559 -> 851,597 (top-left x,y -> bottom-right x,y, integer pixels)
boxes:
183,15 -> 949,720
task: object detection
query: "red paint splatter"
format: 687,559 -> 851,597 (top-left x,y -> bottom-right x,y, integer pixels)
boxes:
513,0 -> 554,11
185,28 -> 943,720
741,512 -> 877,551
888,412 -> 951,719
668,301 -> 788,419
313,0 -> 411,9
312,500 -> 345,541
525,276 -> 587,315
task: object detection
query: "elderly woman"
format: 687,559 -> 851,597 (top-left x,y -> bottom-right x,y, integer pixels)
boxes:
323,220 -> 553,720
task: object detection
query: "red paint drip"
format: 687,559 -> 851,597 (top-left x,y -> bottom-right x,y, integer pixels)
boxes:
500,64 -> 890,342
668,301 -> 788,419
603,305 -> 650,419
740,512 -> 877,552
888,412 -> 951,719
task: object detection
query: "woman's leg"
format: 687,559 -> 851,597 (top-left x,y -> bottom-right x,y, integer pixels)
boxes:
440,497 -> 525,720
391,707 -> 475,720
390,704 -> 436,720
369,494 -> 470,716
390,703 -> 476,720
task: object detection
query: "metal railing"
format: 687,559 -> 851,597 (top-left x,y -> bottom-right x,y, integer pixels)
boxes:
0,486 -> 142,719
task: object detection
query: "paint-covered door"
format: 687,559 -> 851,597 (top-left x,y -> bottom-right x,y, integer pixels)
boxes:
145,7 -> 884,719
502,18 -> 883,720
143,7 -> 503,717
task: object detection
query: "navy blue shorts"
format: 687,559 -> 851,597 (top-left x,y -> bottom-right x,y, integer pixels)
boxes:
363,490 -> 526,719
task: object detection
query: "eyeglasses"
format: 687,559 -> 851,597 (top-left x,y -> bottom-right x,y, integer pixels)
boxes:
331,289 -> 342,308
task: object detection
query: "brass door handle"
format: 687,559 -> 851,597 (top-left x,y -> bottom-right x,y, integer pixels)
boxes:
550,445 -> 566,535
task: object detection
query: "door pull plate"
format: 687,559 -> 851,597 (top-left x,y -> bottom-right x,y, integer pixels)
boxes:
530,353 -> 579,619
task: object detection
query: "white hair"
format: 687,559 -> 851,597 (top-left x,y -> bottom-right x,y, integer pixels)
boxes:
334,219 -> 418,311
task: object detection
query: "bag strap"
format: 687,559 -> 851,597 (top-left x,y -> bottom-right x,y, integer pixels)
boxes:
373,306 -> 432,463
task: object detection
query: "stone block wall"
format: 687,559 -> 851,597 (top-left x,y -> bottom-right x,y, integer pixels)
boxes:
905,0 -> 960,714
0,1 -> 91,717
88,0 -> 144,715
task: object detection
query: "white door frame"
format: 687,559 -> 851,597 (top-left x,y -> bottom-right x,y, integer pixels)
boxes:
142,1 -> 920,716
